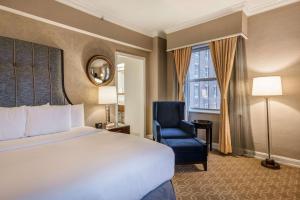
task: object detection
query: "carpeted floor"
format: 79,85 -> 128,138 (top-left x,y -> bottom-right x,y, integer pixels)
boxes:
173,151 -> 300,200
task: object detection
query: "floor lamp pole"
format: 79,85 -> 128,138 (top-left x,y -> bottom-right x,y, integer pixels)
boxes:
261,97 -> 280,169
266,98 -> 271,160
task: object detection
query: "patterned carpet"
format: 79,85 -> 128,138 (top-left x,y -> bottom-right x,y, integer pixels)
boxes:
173,151 -> 300,200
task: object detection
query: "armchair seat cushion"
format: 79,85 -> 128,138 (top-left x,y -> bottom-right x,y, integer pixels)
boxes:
160,128 -> 193,139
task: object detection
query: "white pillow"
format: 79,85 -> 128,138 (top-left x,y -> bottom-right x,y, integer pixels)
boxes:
25,105 -> 71,137
0,106 -> 27,140
71,104 -> 85,128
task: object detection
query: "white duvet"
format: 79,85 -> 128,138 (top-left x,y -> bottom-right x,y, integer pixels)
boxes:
0,127 -> 175,200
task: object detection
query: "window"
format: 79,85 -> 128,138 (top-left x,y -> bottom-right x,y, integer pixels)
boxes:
186,45 -> 220,112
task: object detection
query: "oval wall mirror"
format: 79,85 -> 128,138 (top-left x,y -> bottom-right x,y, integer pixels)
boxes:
86,55 -> 115,86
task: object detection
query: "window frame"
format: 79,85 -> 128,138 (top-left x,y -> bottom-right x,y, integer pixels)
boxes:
186,45 -> 220,113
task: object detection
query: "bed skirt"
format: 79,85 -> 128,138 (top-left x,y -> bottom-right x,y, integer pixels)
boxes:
142,180 -> 176,200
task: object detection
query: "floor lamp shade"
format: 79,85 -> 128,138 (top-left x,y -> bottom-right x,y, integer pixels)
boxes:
252,76 -> 282,170
252,76 -> 282,96
98,86 -> 117,104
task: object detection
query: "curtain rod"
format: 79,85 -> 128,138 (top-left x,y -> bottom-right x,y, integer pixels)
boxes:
166,32 -> 248,52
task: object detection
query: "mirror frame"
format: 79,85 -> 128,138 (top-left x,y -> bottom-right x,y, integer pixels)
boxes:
86,55 -> 115,86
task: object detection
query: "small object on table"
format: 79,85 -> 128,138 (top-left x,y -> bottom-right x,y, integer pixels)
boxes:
95,122 -> 103,129
95,122 -> 130,134
192,120 -> 213,151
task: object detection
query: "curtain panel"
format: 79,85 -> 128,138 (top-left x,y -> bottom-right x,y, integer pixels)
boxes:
173,47 -> 192,101
167,52 -> 178,100
229,37 -> 254,156
209,37 -> 237,154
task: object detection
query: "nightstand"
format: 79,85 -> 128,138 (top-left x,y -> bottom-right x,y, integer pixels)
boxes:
192,120 -> 213,151
95,123 -> 130,134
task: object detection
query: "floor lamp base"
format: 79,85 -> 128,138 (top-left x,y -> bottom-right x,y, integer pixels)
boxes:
261,159 -> 280,170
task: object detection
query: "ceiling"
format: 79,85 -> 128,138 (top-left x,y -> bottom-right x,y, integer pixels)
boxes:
56,0 -> 299,37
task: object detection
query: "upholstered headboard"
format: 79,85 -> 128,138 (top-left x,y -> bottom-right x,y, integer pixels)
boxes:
0,36 -> 71,107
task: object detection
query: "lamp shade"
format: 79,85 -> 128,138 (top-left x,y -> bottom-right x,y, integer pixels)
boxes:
98,86 -> 117,104
252,76 -> 282,96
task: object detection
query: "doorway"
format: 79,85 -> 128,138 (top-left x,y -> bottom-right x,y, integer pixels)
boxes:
115,52 -> 146,137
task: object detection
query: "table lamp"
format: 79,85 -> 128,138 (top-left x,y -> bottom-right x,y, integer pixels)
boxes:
99,86 -> 117,125
252,76 -> 282,170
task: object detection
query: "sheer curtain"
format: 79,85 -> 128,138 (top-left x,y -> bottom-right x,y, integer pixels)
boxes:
228,36 -> 254,156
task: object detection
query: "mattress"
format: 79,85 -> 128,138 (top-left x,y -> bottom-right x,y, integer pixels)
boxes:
0,127 -> 175,200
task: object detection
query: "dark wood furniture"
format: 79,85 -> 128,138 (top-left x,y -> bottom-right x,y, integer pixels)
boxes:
192,120 -> 213,151
95,123 -> 130,134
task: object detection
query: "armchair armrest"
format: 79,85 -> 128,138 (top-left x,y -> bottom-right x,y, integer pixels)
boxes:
179,120 -> 196,137
153,120 -> 162,142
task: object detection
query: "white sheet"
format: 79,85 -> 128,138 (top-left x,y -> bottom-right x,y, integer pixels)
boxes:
0,127 -> 174,200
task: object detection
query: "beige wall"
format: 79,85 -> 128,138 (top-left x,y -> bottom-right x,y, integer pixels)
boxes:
0,0 -> 152,51
167,11 -> 247,50
246,2 -> 300,160
166,2 -> 300,160
147,37 -> 167,134
0,9 -> 150,128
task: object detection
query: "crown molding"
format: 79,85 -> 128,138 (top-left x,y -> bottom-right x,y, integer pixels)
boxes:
4,0 -> 299,39
56,0 -> 154,37
243,0 -> 300,16
166,0 -> 300,34
57,0 -> 300,37
0,5 -> 152,52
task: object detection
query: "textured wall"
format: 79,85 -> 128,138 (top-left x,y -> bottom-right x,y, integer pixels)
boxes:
147,37 -> 167,134
0,10 -> 150,128
246,2 -> 300,160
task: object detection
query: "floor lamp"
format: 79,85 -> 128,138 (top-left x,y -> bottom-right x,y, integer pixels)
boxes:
252,76 -> 282,170
99,86 -> 117,126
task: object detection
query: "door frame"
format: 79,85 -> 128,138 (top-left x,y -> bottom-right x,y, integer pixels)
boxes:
115,51 -> 146,137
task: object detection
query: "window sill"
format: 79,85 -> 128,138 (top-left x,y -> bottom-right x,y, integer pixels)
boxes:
189,109 -> 220,115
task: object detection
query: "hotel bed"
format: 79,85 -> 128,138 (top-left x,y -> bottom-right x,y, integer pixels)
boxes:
0,127 -> 175,200
0,36 -> 176,200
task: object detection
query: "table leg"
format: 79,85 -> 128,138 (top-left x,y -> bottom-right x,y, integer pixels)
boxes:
206,128 -> 209,153
209,126 -> 212,151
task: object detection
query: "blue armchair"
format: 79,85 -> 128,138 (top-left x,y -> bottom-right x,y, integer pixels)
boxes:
152,101 -> 195,142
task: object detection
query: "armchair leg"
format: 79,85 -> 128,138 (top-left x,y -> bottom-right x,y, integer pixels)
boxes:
203,161 -> 207,171
153,136 -> 155,141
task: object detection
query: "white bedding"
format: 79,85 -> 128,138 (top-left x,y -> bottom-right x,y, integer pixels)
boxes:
0,127 -> 175,200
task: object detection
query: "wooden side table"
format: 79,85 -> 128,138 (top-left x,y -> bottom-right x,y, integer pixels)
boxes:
95,123 -> 130,134
192,120 -> 213,151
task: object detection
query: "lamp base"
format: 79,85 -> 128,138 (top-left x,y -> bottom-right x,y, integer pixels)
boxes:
261,159 -> 280,170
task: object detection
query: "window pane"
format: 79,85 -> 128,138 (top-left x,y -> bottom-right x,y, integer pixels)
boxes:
199,49 -> 209,78
189,51 -> 200,79
189,82 -> 200,108
187,46 -> 220,111
199,81 -> 209,109
208,80 -> 220,110
198,48 -> 216,79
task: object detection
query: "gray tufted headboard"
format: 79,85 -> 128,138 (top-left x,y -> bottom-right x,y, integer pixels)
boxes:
0,36 -> 71,107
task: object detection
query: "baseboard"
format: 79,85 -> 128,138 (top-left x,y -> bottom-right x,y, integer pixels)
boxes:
212,142 -> 219,150
211,143 -> 300,168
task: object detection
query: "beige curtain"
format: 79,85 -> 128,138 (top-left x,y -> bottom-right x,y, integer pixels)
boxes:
173,47 -> 192,101
229,36 -> 254,156
209,37 -> 237,154
167,52 -> 178,100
